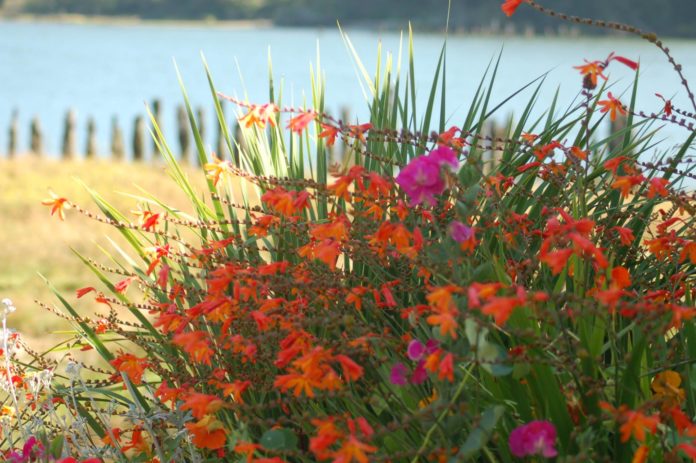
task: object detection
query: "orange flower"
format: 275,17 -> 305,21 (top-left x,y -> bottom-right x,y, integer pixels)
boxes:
319,123 -> 340,147
333,435 -> 377,463
287,111 -> 316,134
102,427 -> 122,447
613,227 -> 635,246
218,379 -> 251,404
274,371 -> 318,397
121,426 -> 150,455
239,103 -> 278,129
172,331 -> 215,365
681,241 -> 696,265
501,0 -> 524,17
598,92 -> 627,121
481,295 -> 525,326
438,353 -> 454,382
619,410 -> 659,443
426,286 -> 461,339
110,353 -> 149,385
651,370 -> 685,411
310,417 -> 342,460
261,186 -> 297,216
611,175 -> 644,199
204,156 -> 234,187
181,391 -> 226,419
647,177 -> 669,198
574,60 -> 607,89
41,192 -> 71,220
541,248 -> 574,275
632,445 -> 649,463
234,441 -> 261,463
334,354 -> 363,381
185,415 -> 227,450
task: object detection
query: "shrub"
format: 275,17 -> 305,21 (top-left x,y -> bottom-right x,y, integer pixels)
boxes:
4,1 -> 696,462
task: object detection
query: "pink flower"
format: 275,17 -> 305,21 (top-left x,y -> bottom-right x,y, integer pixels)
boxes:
396,146 -> 459,206
7,436 -> 45,463
449,221 -> 474,243
509,420 -> 558,458
407,340 -> 426,361
390,363 -> 408,386
407,339 -> 440,362
411,361 -> 428,384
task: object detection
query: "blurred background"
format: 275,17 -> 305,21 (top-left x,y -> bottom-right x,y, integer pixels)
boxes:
0,0 -> 694,344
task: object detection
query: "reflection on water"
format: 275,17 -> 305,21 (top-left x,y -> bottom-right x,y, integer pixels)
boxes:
0,20 -> 694,157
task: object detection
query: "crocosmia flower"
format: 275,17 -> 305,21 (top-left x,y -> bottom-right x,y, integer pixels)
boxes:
396,146 -> 459,206
509,420 -> 558,458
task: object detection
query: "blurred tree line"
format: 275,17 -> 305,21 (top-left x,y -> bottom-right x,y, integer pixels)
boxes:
16,0 -> 696,37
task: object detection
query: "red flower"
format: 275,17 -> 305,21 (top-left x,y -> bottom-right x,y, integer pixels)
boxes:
287,111 -> 316,134
110,352 -> 149,385
598,92 -> 627,121
185,415 -> 227,450
501,0 -> 525,17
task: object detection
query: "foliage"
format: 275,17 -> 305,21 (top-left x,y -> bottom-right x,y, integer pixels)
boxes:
2,1 -> 696,462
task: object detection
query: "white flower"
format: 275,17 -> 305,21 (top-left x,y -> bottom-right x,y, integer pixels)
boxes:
66,361 -> 82,380
1,299 -> 15,315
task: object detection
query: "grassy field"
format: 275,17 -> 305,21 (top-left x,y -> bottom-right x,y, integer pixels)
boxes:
0,156 -> 207,349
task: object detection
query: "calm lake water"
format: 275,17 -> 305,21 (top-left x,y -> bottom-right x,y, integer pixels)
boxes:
1,20 -> 695,158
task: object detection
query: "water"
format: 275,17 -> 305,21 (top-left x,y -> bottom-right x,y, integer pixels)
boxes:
1,20 -> 695,158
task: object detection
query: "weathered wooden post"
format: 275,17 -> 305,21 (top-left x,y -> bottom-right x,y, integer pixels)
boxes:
609,114 -> 629,155
110,116 -> 125,161
491,120 -> 507,171
216,101 -> 228,159
61,109 -> 76,159
86,117 -> 97,158
152,98 -> 162,157
197,106 -> 205,143
195,106 -> 206,165
30,116 -> 43,156
133,115 -> 146,162
232,122 -> 243,167
177,105 -> 190,163
339,106 -> 351,163
8,109 -> 18,158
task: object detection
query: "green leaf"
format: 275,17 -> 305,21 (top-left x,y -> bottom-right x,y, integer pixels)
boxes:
449,406 -> 505,461
260,428 -> 298,451
49,435 -> 64,459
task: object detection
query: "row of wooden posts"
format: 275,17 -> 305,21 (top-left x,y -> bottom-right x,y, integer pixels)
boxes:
5,99 -> 521,167
4,99 -> 249,164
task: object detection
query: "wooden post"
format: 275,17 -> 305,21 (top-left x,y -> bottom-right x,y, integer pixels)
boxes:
86,117 -> 97,158
195,106 -> 206,165
609,114 -> 628,155
197,106 -> 205,143
110,116 -> 125,161
232,122 -> 243,167
177,105 -> 190,163
8,109 -> 18,158
216,101 -> 228,159
340,106 -> 351,162
152,98 -> 161,156
30,116 -> 43,156
133,115 -> 146,162
61,109 -> 76,159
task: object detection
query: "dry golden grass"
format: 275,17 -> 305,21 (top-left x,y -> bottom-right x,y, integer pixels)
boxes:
0,156 -> 209,349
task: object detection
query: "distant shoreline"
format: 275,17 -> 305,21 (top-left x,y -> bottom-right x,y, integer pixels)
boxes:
0,13 -> 273,28
0,13 -> 692,41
